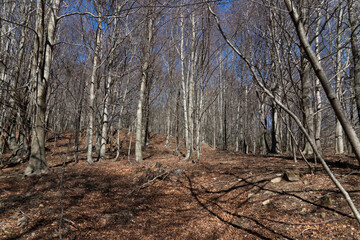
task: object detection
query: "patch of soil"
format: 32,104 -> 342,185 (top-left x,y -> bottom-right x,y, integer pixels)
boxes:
0,131 -> 359,239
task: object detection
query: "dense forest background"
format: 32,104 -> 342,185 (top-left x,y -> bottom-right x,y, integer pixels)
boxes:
0,0 -> 360,238
1,0 -> 360,170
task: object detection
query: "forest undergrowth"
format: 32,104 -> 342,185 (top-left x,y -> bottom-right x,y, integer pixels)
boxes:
0,130 -> 359,239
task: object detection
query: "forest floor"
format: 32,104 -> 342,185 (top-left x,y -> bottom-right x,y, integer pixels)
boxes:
0,130 -> 360,240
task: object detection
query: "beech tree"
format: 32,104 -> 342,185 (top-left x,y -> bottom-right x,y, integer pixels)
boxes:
135,2 -> 155,163
25,0 -> 62,175
86,3 -> 103,165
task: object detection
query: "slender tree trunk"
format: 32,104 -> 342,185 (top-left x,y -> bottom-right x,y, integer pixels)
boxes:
143,80 -> 151,146
184,11 -> 196,161
235,103 -> 240,152
87,11 -> 102,164
196,84 -> 204,163
297,2 -> 315,156
135,10 -> 153,163
335,5 -> 345,154
99,73 -> 111,160
258,93 -> 267,154
213,105 -> 216,150
179,7 -> 189,156
314,8 -> 322,152
74,75 -> 85,163
176,89 -> 180,153
165,92 -> 172,147
115,77 -> 129,160
219,54 -> 227,150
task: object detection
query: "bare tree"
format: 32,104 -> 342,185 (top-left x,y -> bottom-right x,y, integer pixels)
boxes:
335,4 -> 345,154
86,4 -> 103,165
135,4 -> 154,163
25,0 -> 62,175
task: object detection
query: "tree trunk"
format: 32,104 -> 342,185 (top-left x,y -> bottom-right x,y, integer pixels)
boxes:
74,73 -> 85,163
143,80 -> 151,147
99,73 -> 111,160
297,2 -> 315,156
213,105 -> 216,150
25,0 -> 61,176
271,102 -> 281,154
196,82 -> 204,163
184,11 -> 196,161
179,7 -> 189,157
235,103 -> 240,152
335,5 -> 345,154
314,8 -> 322,152
301,59 -> 315,155
258,93 -> 268,155
86,12 -> 102,165
115,76 -> 129,160
135,10 -> 153,163
175,89 -> 180,153
165,92 -> 172,147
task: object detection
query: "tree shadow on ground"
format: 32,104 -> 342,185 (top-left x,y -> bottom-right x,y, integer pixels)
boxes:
182,173 -> 294,240
0,164 -> 216,239
179,165 -> 359,240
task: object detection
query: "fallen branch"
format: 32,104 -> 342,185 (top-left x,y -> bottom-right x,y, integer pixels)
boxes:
127,171 -> 169,196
